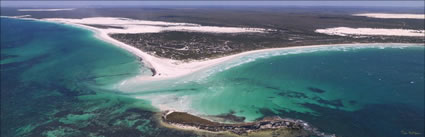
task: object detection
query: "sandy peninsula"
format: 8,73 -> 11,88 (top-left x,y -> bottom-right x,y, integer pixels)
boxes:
38,17 -> 270,81
1,16 -> 270,83
3,16 -> 422,84
30,17 -> 422,85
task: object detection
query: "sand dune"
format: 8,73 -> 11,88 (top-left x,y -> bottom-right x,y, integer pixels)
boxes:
44,17 -> 268,34
315,27 -> 425,37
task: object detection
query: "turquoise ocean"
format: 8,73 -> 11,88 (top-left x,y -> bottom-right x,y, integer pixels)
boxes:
1,17 -> 424,137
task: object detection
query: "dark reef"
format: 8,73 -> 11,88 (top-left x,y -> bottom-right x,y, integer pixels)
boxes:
308,87 -> 327,93
162,111 -> 335,137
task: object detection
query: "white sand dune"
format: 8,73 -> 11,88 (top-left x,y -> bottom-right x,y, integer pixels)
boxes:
44,17 -> 267,34
353,13 -> 425,19
315,27 -> 425,37
18,8 -> 75,12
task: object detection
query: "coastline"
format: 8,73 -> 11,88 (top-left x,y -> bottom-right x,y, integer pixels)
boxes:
112,42 -> 424,86
2,16 -> 424,137
2,16 -> 424,84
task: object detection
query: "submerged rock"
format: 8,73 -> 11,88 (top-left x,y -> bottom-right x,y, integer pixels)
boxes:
308,87 -> 326,93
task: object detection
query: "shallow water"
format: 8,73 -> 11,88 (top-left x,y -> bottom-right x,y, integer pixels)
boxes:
1,17 -> 424,137
127,45 -> 424,137
1,18 -> 198,137
201,46 -> 424,137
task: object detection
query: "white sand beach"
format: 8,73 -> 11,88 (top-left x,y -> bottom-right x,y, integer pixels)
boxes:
315,27 -> 425,37
353,13 -> 425,19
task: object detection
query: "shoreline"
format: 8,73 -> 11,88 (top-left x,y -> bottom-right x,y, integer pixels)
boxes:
114,42 -> 424,86
2,16 -> 424,137
2,16 -> 424,84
